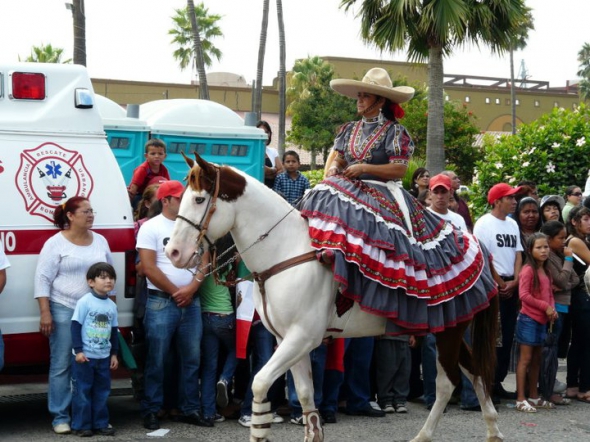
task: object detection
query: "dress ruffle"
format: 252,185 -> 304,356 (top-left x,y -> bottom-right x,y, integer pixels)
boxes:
299,176 -> 497,335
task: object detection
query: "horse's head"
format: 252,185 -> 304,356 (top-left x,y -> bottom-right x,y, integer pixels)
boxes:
166,152 -> 246,269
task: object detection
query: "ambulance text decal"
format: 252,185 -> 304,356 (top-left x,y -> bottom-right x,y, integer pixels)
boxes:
16,142 -> 94,222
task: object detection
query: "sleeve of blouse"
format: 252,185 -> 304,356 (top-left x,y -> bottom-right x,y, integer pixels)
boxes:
547,253 -> 574,290
519,266 -> 551,312
385,123 -> 415,166
34,235 -> 60,298
333,122 -> 354,157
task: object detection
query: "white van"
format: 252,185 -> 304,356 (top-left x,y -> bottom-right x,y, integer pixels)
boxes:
0,62 -> 135,371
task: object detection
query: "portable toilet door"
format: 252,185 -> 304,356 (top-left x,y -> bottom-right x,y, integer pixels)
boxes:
95,95 -> 150,184
139,99 -> 266,182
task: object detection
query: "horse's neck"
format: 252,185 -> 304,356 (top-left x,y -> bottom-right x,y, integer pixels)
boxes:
230,185 -> 311,272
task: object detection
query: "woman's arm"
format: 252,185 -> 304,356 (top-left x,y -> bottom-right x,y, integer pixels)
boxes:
342,162 -> 408,181
567,237 -> 590,264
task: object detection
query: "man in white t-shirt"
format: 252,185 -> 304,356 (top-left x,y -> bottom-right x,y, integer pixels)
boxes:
473,182 -> 523,402
137,180 -> 211,430
0,243 -> 11,372
428,174 -> 468,232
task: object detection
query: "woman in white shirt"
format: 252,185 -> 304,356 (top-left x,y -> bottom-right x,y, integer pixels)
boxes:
35,197 -> 113,434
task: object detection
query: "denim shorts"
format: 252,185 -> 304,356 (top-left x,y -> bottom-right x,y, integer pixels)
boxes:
515,313 -> 546,346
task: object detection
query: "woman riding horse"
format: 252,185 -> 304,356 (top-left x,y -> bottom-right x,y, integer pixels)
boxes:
300,67 -> 497,336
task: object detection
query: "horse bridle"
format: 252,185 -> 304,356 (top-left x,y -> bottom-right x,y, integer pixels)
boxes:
175,166 -> 221,265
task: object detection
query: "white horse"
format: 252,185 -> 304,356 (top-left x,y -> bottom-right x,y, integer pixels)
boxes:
165,154 -> 503,442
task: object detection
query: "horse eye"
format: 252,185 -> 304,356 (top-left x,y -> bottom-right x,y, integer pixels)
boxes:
195,197 -> 205,204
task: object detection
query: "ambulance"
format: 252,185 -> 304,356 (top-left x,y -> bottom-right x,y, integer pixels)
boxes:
0,63 -> 136,371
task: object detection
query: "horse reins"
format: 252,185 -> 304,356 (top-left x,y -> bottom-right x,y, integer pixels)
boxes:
176,168 -> 316,339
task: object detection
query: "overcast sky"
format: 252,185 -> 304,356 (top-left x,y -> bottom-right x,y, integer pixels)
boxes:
0,0 -> 587,87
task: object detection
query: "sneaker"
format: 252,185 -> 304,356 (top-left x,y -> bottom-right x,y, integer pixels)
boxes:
238,415 -> 252,428
382,403 -> 395,413
216,379 -> 229,408
290,415 -> 304,426
94,426 -> 116,436
53,423 -> 72,435
75,429 -> 93,437
554,379 -> 567,394
214,413 -> 225,423
272,412 -> 285,424
394,404 -> 408,414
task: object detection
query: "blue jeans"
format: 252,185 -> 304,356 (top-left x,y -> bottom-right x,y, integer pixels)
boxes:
49,301 -> 75,427
241,322 -> 275,416
0,328 -> 4,372
201,312 -> 238,418
141,295 -> 202,415
71,357 -> 111,430
287,344 -> 327,416
342,337 -> 374,412
422,333 -> 437,406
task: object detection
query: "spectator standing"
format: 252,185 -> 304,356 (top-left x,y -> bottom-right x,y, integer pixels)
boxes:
0,242 -> 10,372
515,233 -> 558,413
441,170 -> 473,231
474,183 -> 523,402
35,197 -> 114,435
273,150 -> 310,206
136,180 -> 210,430
540,195 -> 565,224
257,121 -> 283,189
127,139 -> 170,205
514,197 -> 542,245
409,167 -> 430,197
563,206 -> 590,403
374,334 -> 414,414
70,262 -> 119,436
540,221 -> 577,405
562,186 -> 583,222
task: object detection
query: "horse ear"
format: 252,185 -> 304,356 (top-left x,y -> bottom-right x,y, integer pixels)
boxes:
182,151 -> 194,169
194,152 -> 217,178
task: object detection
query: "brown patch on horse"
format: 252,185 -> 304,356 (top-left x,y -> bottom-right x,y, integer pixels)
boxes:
187,164 -> 246,202
435,322 -> 469,387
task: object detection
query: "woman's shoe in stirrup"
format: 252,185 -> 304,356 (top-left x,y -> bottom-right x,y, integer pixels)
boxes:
316,249 -> 335,265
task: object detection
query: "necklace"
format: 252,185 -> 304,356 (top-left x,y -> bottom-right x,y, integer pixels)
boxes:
362,115 -> 379,124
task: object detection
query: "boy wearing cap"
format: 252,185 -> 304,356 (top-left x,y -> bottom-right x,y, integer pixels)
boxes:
136,180 -> 211,430
428,174 -> 468,232
474,183 -> 524,402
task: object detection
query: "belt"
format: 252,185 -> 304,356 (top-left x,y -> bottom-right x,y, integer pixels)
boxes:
204,312 -> 231,317
148,289 -> 172,299
500,275 -> 514,282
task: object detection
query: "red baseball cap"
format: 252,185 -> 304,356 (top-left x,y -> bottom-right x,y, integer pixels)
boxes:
429,174 -> 452,191
156,180 -> 184,200
487,183 -> 521,205
147,176 -> 168,187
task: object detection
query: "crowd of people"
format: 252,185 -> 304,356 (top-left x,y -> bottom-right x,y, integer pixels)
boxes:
22,66 -> 590,437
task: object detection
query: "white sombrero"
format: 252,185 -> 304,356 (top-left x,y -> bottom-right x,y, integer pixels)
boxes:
330,68 -> 415,104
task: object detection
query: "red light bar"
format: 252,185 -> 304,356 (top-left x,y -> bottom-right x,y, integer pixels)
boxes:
11,72 -> 46,100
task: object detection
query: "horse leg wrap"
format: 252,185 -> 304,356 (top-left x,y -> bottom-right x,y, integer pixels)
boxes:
250,399 -> 273,440
303,410 -> 324,442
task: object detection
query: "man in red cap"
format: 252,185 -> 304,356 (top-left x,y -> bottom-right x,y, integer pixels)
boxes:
136,180 -> 212,430
428,174 -> 468,232
474,182 -> 523,403
441,170 -> 473,232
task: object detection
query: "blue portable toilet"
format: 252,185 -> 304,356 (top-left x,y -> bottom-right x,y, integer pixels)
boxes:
95,95 -> 150,184
139,99 -> 266,182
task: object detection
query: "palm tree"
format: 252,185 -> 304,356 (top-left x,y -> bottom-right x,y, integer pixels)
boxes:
340,0 -> 531,173
577,43 -> 590,102
254,0 -> 270,119
179,1 -> 222,99
72,0 -> 86,66
287,56 -> 334,106
276,0 -> 286,157
20,44 -> 72,64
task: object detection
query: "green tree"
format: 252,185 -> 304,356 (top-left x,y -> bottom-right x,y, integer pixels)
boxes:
471,104 -> 590,218
578,42 -> 590,102
287,56 -> 334,106
171,1 -> 223,99
340,0 -> 531,174
20,44 -> 71,64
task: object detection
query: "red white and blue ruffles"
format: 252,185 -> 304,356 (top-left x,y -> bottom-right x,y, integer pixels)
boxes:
299,175 -> 497,335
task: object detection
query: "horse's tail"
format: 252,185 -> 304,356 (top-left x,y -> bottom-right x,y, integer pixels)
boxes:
470,294 -> 499,397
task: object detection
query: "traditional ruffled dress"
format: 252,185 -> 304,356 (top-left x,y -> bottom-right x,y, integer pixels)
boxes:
299,118 -> 497,335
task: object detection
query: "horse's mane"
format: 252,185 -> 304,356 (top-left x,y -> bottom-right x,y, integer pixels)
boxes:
187,163 -> 247,202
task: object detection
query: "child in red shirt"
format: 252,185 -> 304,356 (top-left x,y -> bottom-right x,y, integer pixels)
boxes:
128,139 -> 170,204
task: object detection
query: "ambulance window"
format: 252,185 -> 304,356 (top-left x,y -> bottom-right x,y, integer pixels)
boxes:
168,142 -> 187,154
189,143 -> 206,155
211,144 -> 229,156
230,145 -> 249,156
109,137 -> 130,149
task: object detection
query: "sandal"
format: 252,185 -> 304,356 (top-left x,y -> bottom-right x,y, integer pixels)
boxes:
516,400 -> 537,413
576,393 -> 590,404
528,397 -> 556,409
